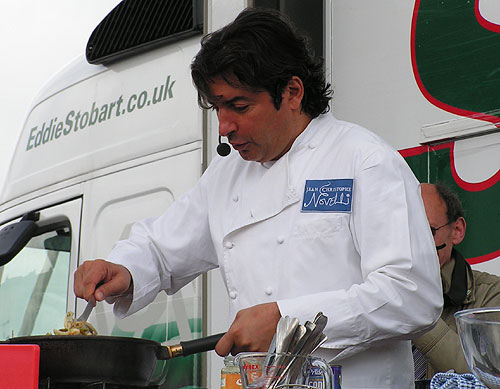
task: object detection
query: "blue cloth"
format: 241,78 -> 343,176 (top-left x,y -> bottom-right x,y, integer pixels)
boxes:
430,373 -> 488,389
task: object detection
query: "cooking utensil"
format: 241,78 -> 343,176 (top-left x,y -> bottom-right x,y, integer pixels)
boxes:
287,324 -> 307,355
265,314 -> 328,388
275,316 -> 299,354
299,313 -> 327,356
269,316 -> 299,383
281,320 -> 317,386
264,332 -> 277,369
291,319 -> 315,356
455,307 -> 500,388
310,332 -> 328,354
6,333 -> 224,386
276,313 -> 329,387
76,295 -> 96,323
285,323 -> 326,384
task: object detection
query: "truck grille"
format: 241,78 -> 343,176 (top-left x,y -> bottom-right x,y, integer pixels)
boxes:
86,0 -> 203,65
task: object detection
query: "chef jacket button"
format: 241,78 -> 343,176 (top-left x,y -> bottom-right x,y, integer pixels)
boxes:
277,236 -> 285,244
224,241 -> 234,249
229,291 -> 238,299
308,142 -> 317,149
233,194 -> 239,202
265,287 -> 273,296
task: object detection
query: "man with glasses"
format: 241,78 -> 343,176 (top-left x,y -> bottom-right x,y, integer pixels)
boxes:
413,182 -> 500,380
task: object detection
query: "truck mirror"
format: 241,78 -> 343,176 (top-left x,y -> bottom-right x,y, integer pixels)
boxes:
0,215 -> 39,266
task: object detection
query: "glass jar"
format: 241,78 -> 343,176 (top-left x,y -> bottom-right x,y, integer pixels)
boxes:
220,355 -> 242,389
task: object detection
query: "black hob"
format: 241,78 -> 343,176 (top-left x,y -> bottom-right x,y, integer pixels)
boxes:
38,378 -> 160,389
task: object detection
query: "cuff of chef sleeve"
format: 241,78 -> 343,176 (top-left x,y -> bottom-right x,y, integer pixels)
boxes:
110,293 -> 133,318
276,299 -> 311,325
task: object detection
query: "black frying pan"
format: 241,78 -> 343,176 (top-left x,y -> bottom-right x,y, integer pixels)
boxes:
6,333 -> 224,386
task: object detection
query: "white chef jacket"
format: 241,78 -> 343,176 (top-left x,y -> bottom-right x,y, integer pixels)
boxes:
108,113 -> 443,388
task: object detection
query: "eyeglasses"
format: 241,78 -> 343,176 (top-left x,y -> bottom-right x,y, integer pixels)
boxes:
430,221 -> 451,236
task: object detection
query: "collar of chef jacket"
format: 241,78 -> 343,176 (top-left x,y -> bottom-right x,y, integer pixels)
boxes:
221,113 -> 337,236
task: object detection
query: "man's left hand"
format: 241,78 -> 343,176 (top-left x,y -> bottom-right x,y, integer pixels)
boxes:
215,302 -> 281,356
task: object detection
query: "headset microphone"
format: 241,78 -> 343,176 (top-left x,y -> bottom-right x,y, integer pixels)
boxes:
217,135 -> 231,157
436,243 -> 446,251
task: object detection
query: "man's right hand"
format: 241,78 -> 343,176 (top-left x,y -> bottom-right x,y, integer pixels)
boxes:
74,259 -> 132,302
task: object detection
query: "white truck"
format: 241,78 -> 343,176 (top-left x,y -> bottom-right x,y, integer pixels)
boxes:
0,1 -> 499,387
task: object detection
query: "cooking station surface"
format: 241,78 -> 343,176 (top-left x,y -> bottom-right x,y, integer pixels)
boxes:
38,379 -> 160,389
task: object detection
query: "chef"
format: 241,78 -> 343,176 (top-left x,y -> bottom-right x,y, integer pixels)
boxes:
74,8 -> 443,388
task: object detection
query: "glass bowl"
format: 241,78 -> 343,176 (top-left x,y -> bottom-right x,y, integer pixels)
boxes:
455,307 -> 500,388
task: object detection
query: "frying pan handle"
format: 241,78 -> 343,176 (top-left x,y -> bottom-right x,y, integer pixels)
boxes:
157,332 -> 226,360
180,332 -> 225,356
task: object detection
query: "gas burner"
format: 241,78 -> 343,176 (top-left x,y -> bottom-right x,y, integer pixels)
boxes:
38,378 -> 160,389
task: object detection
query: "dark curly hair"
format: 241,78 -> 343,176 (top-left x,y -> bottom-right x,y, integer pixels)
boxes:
191,7 -> 332,118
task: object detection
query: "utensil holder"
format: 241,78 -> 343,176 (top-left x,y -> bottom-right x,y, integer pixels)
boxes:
235,352 -> 334,389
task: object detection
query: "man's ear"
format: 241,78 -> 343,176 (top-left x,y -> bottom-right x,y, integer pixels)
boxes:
452,217 -> 466,245
285,76 -> 304,110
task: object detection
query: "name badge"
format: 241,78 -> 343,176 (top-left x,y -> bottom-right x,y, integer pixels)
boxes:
302,179 -> 353,213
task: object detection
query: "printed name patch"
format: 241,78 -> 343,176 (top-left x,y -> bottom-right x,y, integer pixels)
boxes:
302,179 -> 353,212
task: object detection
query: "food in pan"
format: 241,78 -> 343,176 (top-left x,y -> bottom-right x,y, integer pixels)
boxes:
49,312 -> 98,336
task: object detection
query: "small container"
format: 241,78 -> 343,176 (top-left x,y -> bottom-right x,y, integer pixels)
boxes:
306,365 -> 326,387
221,355 -> 242,389
306,364 -> 341,388
331,365 -> 342,389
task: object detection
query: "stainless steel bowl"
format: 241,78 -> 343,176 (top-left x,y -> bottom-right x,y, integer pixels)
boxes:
455,307 -> 500,388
